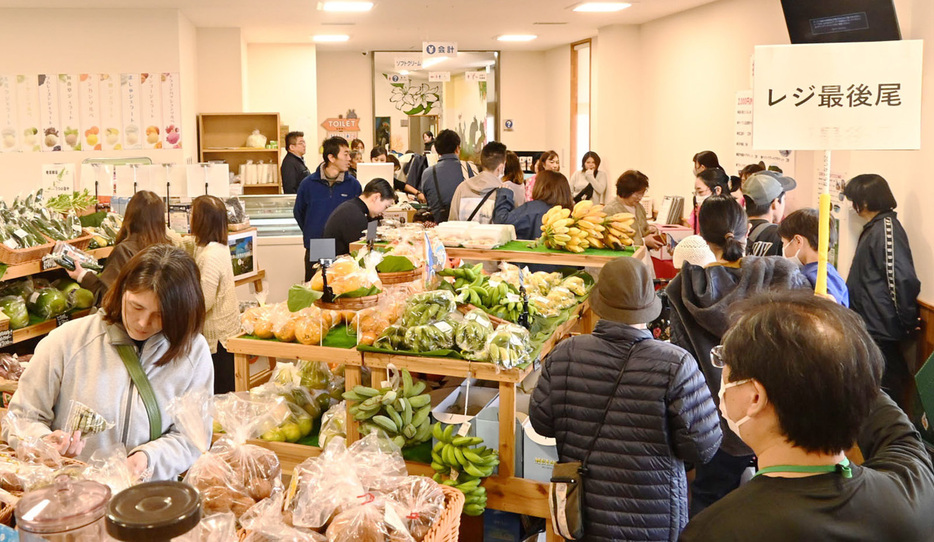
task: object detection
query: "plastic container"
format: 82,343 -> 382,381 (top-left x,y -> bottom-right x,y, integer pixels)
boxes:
106,481 -> 201,541
16,476 -> 112,541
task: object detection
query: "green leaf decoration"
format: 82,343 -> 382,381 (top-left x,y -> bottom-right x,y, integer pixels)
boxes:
376,255 -> 416,273
287,284 -> 322,312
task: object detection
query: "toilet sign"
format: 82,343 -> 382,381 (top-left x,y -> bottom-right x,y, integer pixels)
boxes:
423,41 -> 457,59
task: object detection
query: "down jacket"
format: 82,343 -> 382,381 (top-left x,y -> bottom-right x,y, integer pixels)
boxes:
530,323 -> 722,542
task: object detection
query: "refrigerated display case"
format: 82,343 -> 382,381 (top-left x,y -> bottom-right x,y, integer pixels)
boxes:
239,194 -> 301,237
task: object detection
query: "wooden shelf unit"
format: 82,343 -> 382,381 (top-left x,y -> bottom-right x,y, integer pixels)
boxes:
197,113 -> 283,195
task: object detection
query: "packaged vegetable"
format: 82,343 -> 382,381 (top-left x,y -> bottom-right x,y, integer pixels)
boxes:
0,295 -> 29,329
0,354 -> 25,381
387,476 -> 447,541
455,309 -> 494,358
318,401 -> 347,450
26,287 -> 68,320
401,290 -> 457,327
240,492 -> 326,542
81,443 -> 152,495
373,324 -> 407,351
63,399 -> 114,436
241,305 -> 274,339
309,256 -> 382,298
196,512 -> 239,542
404,321 -> 455,352
485,324 -> 534,369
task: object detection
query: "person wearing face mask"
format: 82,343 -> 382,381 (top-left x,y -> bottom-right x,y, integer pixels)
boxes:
689,169 -> 739,235
742,171 -> 797,257
843,174 -> 921,409
680,293 -> 934,541
3,245 -> 213,482
569,151 -> 608,203
604,170 -> 665,250
448,141 -> 517,223
776,208 -> 849,307
323,179 -> 397,256
524,150 -> 560,202
666,195 -> 811,516
531,257 -> 722,542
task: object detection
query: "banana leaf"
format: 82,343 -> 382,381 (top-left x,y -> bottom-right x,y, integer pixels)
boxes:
287,284 -> 322,312
336,285 -> 381,299
376,255 -> 416,273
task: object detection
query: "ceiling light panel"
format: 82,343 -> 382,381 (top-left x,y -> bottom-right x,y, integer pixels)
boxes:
320,2 -> 373,12
497,35 -> 537,42
313,34 -> 350,42
573,2 -> 631,12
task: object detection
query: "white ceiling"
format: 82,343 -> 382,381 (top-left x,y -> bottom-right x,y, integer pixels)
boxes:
0,0 -> 720,50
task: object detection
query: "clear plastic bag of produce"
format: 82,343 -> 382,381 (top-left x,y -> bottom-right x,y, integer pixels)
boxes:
386,476 -> 447,542
0,353 -> 25,381
348,431 -> 407,493
247,384 -> 316,444
26,287 -> 68,320
373,324 -> 408,351
404,320 -> 455,352
484,323 -> 534,369
196,512 -> 239,542
2,410 -> 64,472
269,303 -> 301,343
0,277 -> 34,302
289,437 -> 365,530
81,443 -> 152,495
401,290 -> 457,328
455,309 -> 495,359
310,256 -> 382,298
348,306 -> 392,346
0,294 -> 29,329
183,393 -> 289,520
325,493 -> 414,542
240,304 -> 275,339
166,389 -> 213,453
240,492 -> 326,542
318,401 -> 346,450
63,399 -> 114,436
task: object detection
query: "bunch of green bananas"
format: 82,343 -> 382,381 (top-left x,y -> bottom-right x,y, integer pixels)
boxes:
438,263 -> 484,289
454,318 -> 492,355
404,322 -> 455,352
431,422 -> 499,516
486,324 -> 533,369
343,369 -> 433,449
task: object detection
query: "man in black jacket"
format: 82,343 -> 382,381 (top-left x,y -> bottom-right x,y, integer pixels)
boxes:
322,178 -> 395,256
281,131 -> 310,194
680,293 -> 934,541
531,257 -> 722,542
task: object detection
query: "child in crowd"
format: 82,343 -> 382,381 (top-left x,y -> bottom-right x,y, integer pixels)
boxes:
777,208 -> 849,307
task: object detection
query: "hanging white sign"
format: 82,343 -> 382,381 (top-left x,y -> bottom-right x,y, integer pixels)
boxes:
394,57 -> 421,70
465,72 -> 488,82
423,42 -> 457,59
428,72 -> 450,83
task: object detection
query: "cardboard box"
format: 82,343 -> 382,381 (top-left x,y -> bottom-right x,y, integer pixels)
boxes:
430,380 -> 498,443
475,392 -> 559,482
483,509 -> 523,542
474,394 -> 523,477
383,208 -> 417,224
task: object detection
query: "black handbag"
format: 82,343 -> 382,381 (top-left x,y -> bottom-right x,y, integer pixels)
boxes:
549,337 -> 649,540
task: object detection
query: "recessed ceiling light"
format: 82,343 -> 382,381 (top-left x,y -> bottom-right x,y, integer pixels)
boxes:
313,34 -> 350,42
573,2 -> 631,12
422,57 -> 447,69
497,34 -> 537,42
319,2 -> 373,12
399,70 -> 409,75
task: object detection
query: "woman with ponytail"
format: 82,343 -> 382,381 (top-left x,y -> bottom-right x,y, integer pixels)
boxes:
666,195 -> 810,516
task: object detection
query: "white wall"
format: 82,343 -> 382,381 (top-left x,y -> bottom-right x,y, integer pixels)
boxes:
315,52 -> 372,149
177,13 -> 198,165
0,8 -> 193,199
196,28 -> 245,114
500,51 -> 548,152
544,45 -> 572,177
246,44 -> 318,144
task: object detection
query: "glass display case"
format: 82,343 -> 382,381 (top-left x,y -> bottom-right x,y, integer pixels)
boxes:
240,194 -> 300,237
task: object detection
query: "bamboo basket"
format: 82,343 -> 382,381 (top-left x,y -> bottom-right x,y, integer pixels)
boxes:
0,240 -> 55,265
423,484 -> 465,542
64,230 -> 95,251
0,501 -> 12,526
315,293 -> 381,311
378,266 -> 424,285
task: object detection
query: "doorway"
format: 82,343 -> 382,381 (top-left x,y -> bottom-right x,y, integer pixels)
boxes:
408,115 -> 439,152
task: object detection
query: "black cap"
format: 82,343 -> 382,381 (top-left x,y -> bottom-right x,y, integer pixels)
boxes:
106,481 -> 201,541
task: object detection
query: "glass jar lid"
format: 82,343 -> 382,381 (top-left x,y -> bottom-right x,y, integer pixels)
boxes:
16,476 -> 111,534
106,481 -> 201,541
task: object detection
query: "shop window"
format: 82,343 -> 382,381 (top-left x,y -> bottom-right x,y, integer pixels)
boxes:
571,39 -> 591,170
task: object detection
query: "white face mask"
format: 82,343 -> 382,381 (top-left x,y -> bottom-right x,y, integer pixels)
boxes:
718,377 -> 752,438
694,194 -> 709,207
782,238 -> 802,266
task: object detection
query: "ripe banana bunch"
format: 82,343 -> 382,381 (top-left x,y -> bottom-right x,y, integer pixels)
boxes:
569,200 -> 608,252
431,422 -> 500,516
539,206 -> 574,250
539,201 -> 610,253
602,212 -> 636,250
342,368 -> 433,449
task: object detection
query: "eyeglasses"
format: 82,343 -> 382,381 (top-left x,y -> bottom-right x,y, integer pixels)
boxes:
694,188 -> 711,197
710,345 -> 726,368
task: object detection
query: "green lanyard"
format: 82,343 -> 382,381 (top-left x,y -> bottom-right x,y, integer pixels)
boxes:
755,457 -> 852,479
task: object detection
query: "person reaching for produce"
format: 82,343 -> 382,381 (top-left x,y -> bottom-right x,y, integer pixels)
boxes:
181,195 -> 241,394
323,178 -> 397,256
3,245 -> 214,481
531,257 -> 722,541
493,170 -> 572,240
67,190 -> 170,302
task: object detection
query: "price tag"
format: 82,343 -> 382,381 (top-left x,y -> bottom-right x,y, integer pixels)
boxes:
457,421 -> 472,436
56,313 -> 70,327
0,330 -> 12,347
12,229 -> 28,241
3,239 -> 17,249
506,293 -> 521,304
434,321 -> 453,334
40,257 -> 57,271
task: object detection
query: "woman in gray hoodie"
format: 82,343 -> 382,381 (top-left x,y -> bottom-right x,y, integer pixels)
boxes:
4,245 -> 214,481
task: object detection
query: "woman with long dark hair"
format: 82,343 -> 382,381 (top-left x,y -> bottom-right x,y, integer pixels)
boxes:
494,170 -> 572,241
666,195 -> 810,515
689,168 -> 740,235
5,245 -> 213,480
524,150 -> 560,202
569,151 -> 609,203
68,190 -> 169,300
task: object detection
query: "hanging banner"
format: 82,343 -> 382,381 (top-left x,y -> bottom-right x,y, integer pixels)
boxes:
0,75 -> 16,153
140,73 -> 163,149
58,74 -> 80,151
428,72 -> 451,83
16,75 -> 40,153
161,73 -> 182,149
734,91 -> 795,175
41,163 -> 76,197
753,40 -> 923,150
394,57 -> 422,70
37,74 -> 62,152
99,73 -> 122,151
120,73 -> 142,150
79,74 -> 101,151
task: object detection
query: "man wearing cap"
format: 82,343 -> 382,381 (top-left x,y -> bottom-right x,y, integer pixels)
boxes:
530,257 -> 722,542
743,171 -> 797,257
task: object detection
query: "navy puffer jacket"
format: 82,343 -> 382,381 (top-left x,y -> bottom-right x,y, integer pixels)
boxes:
530,323 -> 722,542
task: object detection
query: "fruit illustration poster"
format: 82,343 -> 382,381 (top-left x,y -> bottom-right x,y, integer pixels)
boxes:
120,73 -> 141,150
15,75 -> 40,152
161,73 -> 181,149
140,73 -> 163,149
37,74 -> 62,152
79,74 -> 101,151
58,74 -> 81,151
0,76 -> 16,153
99,73 -> 122,151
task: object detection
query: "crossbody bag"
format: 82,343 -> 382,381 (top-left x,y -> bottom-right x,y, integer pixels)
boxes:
549,336 -> 649,540
431,161 -> 475,220
116,345 -> 163,442
466,188 -> 499,223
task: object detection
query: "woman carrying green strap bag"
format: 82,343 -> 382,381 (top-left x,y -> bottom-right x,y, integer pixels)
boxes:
3,245 -> 214,481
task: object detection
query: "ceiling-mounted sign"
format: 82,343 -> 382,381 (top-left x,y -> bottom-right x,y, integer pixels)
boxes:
321,117 -> 360,138
752,40 -> 923,150
504,119 -> 514,132
428,72 -> 451,83
394,57 -> 421,70
423,41 -> 457,59
387,74 -> 409,84
465,71 -> 488,82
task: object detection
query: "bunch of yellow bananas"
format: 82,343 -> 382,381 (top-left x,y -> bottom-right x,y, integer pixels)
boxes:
539,200 -> 617,253
602,212 -> 637,249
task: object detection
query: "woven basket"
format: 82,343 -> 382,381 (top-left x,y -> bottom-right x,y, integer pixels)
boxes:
65,230 -> 95,251
315,293 -> 381,311
378,266 -> 424,285
423,484 -> 465,542
0,239 -> 55,265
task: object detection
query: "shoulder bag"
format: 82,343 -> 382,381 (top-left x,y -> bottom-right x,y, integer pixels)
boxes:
116,345 -> 163,442
431,161 -> 476,220
549,336 -> 649,540
466,188 -> 499,223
